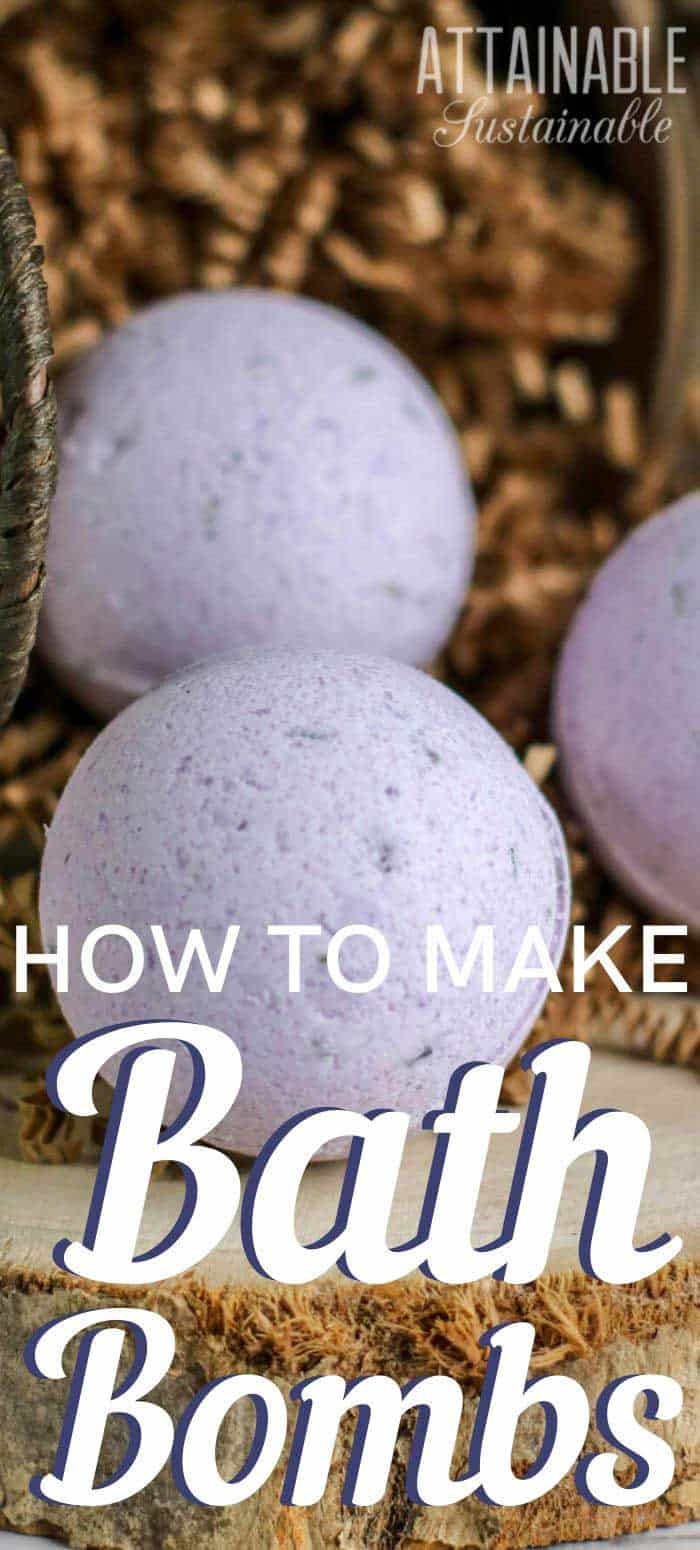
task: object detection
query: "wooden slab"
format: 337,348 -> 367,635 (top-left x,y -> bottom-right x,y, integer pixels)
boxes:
0,1050 -> 697,1550
1,1051 -> 697,1283
2,1527 -> 699,1550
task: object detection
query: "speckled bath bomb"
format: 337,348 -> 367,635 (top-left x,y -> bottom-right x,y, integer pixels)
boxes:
40,651 -> 569,1155
40,290 -> 474,718
553,492 -> 700,930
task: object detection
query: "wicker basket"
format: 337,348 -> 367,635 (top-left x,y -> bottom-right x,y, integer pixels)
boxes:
0,131 -> 56,728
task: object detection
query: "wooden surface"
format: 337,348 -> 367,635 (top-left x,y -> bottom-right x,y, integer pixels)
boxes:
607,0 -> 699,426
0,1509 -> 698,1550
1,1530 -> 697,1550
0,1047 -> 697,1550
1,1050 -> 697,1286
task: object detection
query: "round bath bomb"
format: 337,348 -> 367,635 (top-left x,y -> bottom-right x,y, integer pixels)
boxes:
40,290 -> 474,718
40,651 -> 569,1155
553,492 -> 700,929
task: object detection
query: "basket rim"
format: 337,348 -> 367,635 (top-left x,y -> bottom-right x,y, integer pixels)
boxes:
0,128 -> 56,729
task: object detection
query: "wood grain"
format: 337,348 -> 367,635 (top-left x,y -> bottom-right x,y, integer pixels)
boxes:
1,1051 -> 697,1284
0,1051 -> 697,1549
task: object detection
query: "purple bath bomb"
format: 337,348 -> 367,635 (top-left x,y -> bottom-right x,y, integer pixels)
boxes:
40,290 -> 474,719
553,492 -> 700,930
40,651 -> 570,1155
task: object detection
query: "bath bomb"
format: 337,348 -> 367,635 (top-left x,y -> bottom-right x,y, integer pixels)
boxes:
40,651 -> 570,1155
553,492 -> 700,929
40,290 -> 474,718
